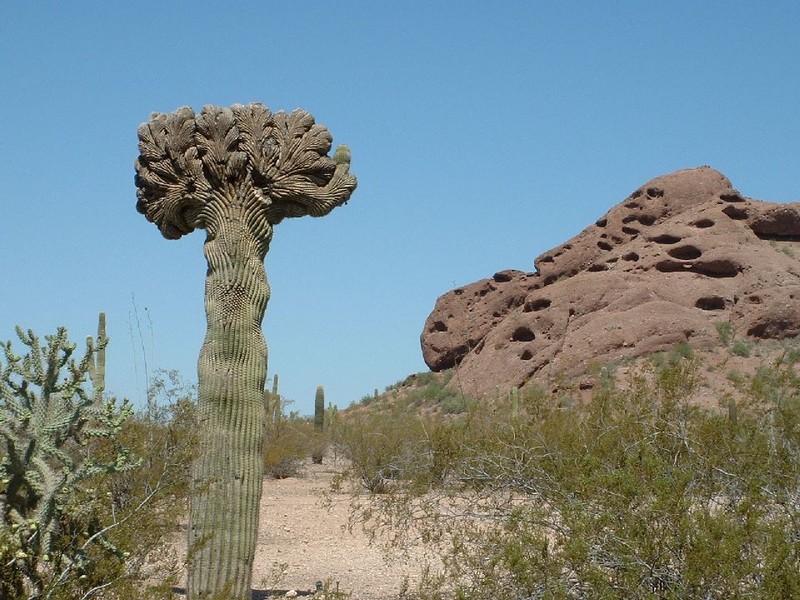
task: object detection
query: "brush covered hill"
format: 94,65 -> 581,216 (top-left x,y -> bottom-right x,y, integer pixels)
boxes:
420,166 -> 800,399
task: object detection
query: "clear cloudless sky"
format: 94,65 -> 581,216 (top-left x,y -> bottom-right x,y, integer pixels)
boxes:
1,2 -> 798,414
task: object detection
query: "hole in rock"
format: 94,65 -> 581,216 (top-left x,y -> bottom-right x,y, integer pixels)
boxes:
695,296 -> 725,311
667,245 -> 703,260
596,217 -> 608,227
563,244 -> 572,250
654,260 -> 685,273
722,205 -> 748,220
754,232 -> 800,242
524,297 -> 552,312
629,189 -> 644,199
511,326 -> 536,342
540,255 -> 554,263
646,187 -> 665,197
622,252 -> 639,261
650,233 -> 682,244
493,271 -> 513,283
431,320 -> 448,332
543,274 -> 558,286
747,295 -> 762,304
655,259 -> 739,278
520,349 -> 533,360
693,218 -> 715,229
747,321 -> 794,339
622,215 -> 638,224
638,214 -> 657,226
622,226 -> 640,235
506,297 -> 525,310
454,289 -> 464,295
597,240 -> 613,251
694,260 -> 740,278
720,192 -> 745,203
587,263 -> 608,272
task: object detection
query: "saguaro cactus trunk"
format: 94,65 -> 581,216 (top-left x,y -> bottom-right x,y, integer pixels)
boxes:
190,189 -> 272,594
134,104 -> 356,599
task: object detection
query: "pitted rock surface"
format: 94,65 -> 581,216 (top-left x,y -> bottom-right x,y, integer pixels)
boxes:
420,167 -> 800,397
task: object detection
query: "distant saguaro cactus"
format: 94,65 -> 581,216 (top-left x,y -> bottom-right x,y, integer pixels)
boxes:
265,373 -> 281,424
134,104 -> 356,599
312,385 -> 325,464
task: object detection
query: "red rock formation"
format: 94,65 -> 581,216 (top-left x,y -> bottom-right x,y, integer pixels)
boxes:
421,167 -> 800,398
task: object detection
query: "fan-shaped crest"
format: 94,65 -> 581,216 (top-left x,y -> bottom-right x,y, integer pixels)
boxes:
134,103 -> 357,239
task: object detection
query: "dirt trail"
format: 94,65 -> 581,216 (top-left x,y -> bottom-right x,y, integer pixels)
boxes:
173,459 -> 429,600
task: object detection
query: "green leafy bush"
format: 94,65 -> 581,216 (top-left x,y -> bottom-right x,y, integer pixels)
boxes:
731,338 -> 755,357
334,410 -> 420,493
262,401 -> 325,479
104,370 -> 198,598
715,321 -> 734,346
340,359 -> 800,599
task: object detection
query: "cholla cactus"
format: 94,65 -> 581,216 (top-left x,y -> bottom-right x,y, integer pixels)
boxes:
0,314 -> 136,597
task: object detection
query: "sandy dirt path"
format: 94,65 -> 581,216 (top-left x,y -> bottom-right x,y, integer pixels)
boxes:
173,459 -> 429,600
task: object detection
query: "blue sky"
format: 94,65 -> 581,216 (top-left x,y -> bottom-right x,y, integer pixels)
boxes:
1,2 -> 798,414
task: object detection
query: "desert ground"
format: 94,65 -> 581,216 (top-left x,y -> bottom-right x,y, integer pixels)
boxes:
173,459 -> 429,600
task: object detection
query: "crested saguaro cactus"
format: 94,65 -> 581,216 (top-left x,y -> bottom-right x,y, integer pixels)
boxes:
134,104 -> 356,599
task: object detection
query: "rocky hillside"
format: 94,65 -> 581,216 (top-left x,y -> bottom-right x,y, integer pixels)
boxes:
421,167 -> 800,398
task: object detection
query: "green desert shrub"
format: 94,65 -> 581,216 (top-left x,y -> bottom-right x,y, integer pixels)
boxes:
340,360 -> 800,599
730,338 -> 755,357
334,409 -> 420,493
263,408 -> 320,479
101,370 -> 198,598
715,320 -> 735,346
